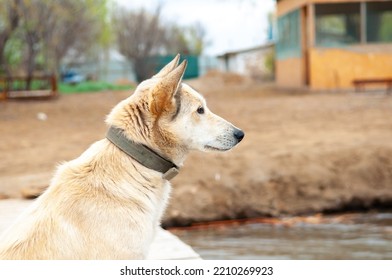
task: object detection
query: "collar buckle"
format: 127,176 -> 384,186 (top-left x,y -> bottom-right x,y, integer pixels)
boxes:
162,167 -> 180,180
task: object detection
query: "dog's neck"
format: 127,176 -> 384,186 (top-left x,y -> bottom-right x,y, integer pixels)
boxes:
106,126 -> 180,180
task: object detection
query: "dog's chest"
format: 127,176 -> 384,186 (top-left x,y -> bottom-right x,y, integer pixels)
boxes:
150,180 -> 172,226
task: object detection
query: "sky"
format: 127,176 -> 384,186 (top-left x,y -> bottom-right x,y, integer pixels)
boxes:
113,0 -> 276,56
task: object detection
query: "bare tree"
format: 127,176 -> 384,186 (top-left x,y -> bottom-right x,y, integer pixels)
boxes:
40,0 -> 106,75
0,0 -> 21,75
18,0 -> 43,89
113,7 -> 167,82
165,22 -> 208,55
113,7 -> 209,82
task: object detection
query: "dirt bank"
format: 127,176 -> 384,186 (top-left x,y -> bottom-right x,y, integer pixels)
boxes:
1,73 -> 392,226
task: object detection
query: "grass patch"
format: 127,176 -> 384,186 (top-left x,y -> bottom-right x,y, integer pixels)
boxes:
59,81 -> 133,94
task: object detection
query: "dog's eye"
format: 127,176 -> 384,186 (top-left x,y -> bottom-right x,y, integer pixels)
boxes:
196,106 -> 205,114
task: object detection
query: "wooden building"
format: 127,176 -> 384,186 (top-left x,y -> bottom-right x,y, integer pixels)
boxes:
217,43 -> 275,81
276,0 -> 392,90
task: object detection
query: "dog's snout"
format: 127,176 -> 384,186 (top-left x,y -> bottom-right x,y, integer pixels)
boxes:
233,129 -> 244,143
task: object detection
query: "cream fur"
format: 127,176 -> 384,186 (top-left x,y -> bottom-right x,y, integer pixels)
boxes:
0,55 -> 243,259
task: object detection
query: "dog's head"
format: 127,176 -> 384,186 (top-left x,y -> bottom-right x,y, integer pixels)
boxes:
106,54 -> 244,165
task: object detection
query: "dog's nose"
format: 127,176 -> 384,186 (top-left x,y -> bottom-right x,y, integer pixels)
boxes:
234,129 -> 244,143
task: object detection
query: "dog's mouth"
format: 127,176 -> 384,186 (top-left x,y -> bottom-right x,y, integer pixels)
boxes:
204,145 -> 231,152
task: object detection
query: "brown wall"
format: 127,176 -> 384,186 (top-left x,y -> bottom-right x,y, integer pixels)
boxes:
277,0 -> 307,16
277,0 -> 391,16
309,45 -> 392,89
276,57 -> 305,88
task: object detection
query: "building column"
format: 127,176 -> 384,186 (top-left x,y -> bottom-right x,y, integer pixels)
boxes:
360,1 -> 367,44
307,3 -> 315,48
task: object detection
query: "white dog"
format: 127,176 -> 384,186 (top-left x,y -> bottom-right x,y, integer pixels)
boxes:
0,55 -> 244,259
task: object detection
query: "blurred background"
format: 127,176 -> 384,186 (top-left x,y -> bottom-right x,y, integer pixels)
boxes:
1,0 -> 392,259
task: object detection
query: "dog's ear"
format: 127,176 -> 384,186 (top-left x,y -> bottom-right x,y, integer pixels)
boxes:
150,60 -> 187,117
153,54 -> 181,78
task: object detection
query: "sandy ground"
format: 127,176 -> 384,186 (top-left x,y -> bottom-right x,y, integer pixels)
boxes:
1,73 -> 392,225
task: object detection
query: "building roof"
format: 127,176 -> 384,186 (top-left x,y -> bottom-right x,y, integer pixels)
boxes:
217,43 -> 275,59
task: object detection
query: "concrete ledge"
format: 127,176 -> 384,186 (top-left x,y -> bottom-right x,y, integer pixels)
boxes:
0,199 -> 200,260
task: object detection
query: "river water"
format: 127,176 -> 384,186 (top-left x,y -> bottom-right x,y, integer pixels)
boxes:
171,212 -> 392,259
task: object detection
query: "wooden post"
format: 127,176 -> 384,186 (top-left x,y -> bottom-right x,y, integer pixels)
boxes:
307,3 -> 315,48
51,74 -> 58,97
0,77 -> 6,100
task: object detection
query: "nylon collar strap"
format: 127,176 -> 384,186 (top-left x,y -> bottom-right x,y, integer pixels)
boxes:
106,126 -> 179,180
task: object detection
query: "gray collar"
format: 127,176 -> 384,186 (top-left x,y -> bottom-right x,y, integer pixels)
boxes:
106,126 -> 179,180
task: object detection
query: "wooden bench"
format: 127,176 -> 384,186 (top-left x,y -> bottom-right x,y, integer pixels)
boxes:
0,75 -> 58,100
353,78 -> 392,94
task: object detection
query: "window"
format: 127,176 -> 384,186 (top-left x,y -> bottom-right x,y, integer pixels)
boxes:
315,3 -> 361,46
367,1 -> 392,43
277,9 -> 301,59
